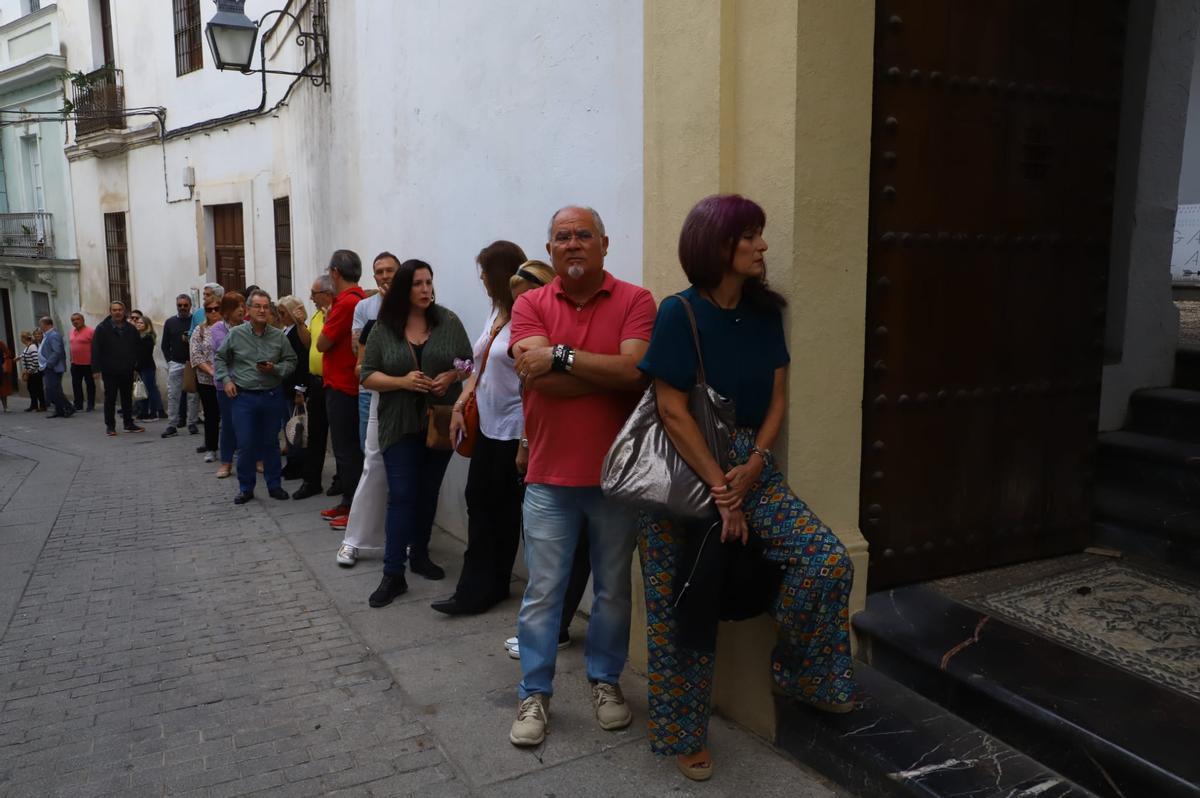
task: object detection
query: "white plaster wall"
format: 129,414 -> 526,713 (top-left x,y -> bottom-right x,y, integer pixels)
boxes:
277,0 -> 645,537
59,0 -> 644,544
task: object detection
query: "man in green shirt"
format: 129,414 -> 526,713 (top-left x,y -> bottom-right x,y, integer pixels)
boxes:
215,289 -> 298,504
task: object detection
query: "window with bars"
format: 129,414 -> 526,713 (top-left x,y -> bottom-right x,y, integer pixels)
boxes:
274,197 -> 292,297
172,0 -> 202,76
104,212 -> 131,308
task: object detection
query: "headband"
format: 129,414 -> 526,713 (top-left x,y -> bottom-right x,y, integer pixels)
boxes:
516,268 -> 546,286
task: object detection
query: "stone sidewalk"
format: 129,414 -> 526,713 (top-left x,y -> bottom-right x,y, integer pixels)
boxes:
0,411 -> 847,797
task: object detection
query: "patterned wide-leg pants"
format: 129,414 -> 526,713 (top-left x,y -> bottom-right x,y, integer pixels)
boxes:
637,428 -> 856,756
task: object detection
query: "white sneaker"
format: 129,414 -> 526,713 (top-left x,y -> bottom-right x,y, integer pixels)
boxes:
509,694 -> 549,747
203,451 -> 216,463
336,544 -> 357,567
506,635 -> 570,659
591,681 -> 632,730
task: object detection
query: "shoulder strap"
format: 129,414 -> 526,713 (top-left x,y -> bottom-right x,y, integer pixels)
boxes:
672,294 -> 706,384
474,322 -> 505,385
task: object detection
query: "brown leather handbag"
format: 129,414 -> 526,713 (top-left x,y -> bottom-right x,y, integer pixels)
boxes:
405,335 -> 455,451
455,323 -> 504,457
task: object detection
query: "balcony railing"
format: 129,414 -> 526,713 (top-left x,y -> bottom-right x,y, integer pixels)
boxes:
72,67 -> 125,137
0,212 -> 54,258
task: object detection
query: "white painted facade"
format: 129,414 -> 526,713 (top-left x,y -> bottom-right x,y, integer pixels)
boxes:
57,0 -> 644,537
0,1 -> 79,364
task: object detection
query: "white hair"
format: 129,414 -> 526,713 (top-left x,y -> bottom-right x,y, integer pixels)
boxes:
203,282 -> 225,299
547,206 -> 606,240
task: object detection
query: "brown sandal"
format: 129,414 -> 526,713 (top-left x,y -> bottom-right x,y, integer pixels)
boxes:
676,748 -> 713,781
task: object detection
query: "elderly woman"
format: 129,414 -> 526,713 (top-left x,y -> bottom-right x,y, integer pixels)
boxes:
361,259 -> 472,608
20,331 -> 44,412
211,291 -> 245,478
190,297 -> 223,462
428,244 -> 535,615
276,294 -> 310,480
636,195 -> 856,781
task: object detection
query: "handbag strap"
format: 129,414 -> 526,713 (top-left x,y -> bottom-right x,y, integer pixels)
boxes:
473,321 -> 505,386
672,294 -> 707,385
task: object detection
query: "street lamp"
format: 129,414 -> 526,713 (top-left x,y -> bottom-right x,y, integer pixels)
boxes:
205,0 -> 257,71
205,0 -> 328,87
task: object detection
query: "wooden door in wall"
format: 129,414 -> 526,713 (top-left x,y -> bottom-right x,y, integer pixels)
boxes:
861,0 -> 1128,589
213,204 -> 245,293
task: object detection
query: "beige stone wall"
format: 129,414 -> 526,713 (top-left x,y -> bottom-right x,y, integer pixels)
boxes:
638,0 -> 875,741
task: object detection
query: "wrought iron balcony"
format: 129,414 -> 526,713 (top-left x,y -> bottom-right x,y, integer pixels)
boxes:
72,67 -> 125,137
0,212 -> 55,258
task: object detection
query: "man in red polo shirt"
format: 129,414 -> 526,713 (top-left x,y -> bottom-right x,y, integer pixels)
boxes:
507,206 -> 656,747
316,249 -> 366,519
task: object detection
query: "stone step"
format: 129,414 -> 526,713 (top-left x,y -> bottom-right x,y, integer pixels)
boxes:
1091,521 -> 1200,570
1092,481 -> 1200,568
1174,346 -> 1200,391
1127,387 -> 1200,443
852,585 -> 1200,798
775,664 -> 1099,798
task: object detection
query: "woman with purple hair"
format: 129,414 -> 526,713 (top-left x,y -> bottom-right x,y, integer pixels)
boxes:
636,194 -> 856,780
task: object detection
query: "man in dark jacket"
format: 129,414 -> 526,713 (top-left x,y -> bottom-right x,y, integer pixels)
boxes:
161,293 -> 196,438
91,301 -> 144,436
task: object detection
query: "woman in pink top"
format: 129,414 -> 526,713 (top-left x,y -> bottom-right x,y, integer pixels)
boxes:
68,313 -> 96,411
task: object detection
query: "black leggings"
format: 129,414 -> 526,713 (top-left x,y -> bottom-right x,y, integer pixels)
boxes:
196,383 -> 221,452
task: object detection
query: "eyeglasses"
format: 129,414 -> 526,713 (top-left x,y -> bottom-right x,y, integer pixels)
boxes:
552,230 -> 596,244
250,304 -> 271,311
204,306 -> 220,312
176,304 -> 190,310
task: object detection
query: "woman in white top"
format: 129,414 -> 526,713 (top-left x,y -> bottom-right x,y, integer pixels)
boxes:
433,247 -> 550,615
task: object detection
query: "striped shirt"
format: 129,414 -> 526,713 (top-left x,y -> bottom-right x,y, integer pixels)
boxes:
21,344 -> 40,374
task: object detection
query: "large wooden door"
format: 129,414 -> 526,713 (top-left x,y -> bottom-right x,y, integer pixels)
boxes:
862,0 -> 1127,588
213,204 -> 245,293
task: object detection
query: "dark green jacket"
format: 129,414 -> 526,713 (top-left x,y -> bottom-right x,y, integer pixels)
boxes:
361,308 -> 472,450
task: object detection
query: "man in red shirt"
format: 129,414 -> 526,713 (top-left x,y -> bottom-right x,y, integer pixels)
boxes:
68,313 -> 96,411
507,206 -> 656,747
316,249 -> 366,517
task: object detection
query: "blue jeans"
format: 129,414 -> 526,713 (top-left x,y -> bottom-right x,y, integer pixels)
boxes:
358,390 -> 371,451
381,434 -> 453,575
517,484 -> 637,699
44,370 -> 72,415
230,387 -> 282,494
137,367 -> 164,417
216,388 -> 237,463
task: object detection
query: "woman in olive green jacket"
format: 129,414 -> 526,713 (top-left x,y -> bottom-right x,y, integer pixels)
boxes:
361,259 -> 472,608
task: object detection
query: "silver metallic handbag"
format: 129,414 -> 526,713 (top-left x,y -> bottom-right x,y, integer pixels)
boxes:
601,294 -> 735,519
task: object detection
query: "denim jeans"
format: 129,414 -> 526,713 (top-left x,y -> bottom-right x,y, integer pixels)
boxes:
136,367 -> 164,417
517,484 -> 637,699
216,388 -> 237,464
381,434 -> 453,575
43,370 -> 71,415
230,387 -> 283,494
358,390 -> 371,451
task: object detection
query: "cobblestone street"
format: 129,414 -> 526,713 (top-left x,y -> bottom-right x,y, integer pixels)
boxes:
0,413 -> 841,797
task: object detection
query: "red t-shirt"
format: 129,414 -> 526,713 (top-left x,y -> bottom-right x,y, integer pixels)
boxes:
322,285 -> 366,396
511,272 -> 657,487
70,326 -> 94,366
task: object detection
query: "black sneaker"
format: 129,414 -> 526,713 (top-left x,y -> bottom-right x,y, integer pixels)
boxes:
326,478 -> 342,497
195,445 -> 208,453
161,426 -> 178,438
368,573 -> 408,608
268,487 -> 290,500
105,428 -> 117,437
291,483 -> 323,500
187,424 -> 199,435
408,552 -> 445,581
124,425 -> 145,433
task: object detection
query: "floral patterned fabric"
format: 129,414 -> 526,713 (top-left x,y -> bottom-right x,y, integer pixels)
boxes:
637,427 -> 856,756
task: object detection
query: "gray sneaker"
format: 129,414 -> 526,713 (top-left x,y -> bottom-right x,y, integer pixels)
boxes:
509,694 -> 549,747
591,682 -> 631,731
336,544 -> 358,567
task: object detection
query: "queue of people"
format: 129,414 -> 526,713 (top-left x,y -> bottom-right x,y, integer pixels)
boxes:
1,195 -> 855,783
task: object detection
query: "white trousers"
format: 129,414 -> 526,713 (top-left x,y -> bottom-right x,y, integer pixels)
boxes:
343,391 -> 386,551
